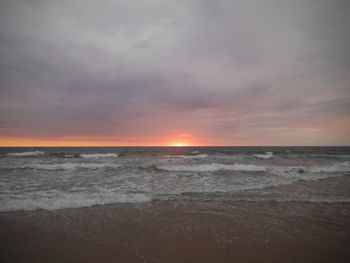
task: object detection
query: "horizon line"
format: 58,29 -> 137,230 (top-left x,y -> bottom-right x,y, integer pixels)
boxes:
0,145 -> 349,147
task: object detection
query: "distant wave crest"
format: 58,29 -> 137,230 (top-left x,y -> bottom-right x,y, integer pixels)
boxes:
254,152 -> 273,159
157,163 -> 267,172
80,153 -> 119,158
0,162 -> 121,171
7,151 -> 45,157
162,154 -> 209,159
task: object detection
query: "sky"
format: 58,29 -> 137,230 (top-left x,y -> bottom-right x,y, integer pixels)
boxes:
0,0 -> 349,146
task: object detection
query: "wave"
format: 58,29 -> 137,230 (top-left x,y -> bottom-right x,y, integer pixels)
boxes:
64,154 -> 79,158
252,197 -> 350,204
7,151 -> 45,157
1,162 -> 349,212
157,163 -> 267,172
268,162 -> 350,176
80,153 -> 119,159
0,192 -> 150,212
288,154 -> 350,159
0,162 -> 121,171
254,152 -> 273,159
161,154 -> 209,159
2,159 -> 349,174
48,152 -> 81,158
158,161 -> 350,174
155,194 -> 350,204
150,168 -> 348,198
307,162 -> 350,173
2,193 -> 349,213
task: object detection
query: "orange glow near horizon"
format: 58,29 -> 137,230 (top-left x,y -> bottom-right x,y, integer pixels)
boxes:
0,136 -> 202,147
0,136 -> 298,147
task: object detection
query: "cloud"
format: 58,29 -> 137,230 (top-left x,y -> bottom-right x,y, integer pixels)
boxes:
0,0 -> 349,145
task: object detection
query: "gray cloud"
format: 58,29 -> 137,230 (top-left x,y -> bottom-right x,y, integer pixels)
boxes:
0,0 -> 349,145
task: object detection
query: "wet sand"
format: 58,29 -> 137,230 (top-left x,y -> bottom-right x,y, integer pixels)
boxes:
1,201 -> 349,263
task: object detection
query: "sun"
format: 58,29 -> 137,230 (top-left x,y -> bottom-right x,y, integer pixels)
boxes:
170,142 -> 188,147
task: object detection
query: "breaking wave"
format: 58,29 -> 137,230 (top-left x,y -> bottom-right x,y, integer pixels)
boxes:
0,162 -> 121,171
7,151 -> 45,157
162,154 -> 209,159
157,163 -> 267,172
307,162 -> 350,173
80,153 -> 119,158
1,146 -> 349,213
156,194 -> 350,204
157,162 -> 350,174
0,192 -> 150,212
254,152 -> 273,159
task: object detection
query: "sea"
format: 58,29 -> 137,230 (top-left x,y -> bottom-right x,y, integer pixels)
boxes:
0,146 -> 350,213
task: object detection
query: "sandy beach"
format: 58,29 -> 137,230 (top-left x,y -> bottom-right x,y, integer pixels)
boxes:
1,200 -> 349,263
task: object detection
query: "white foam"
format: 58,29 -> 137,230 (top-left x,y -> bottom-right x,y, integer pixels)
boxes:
254,152 -> 273,159
0,192 -> 150,212
40,163 -> 121,171
265,163 -> 350,185
80,153 -> 119,159
156,194 -> 350,204
7,151 -> 45,157
269,162 -> 350,175
183,154 -> 208,159
220,197 -> 350,204
307,162 -> 350,173
274,197 -> 350,204
157,163 -> 267,172
162,154 -> 208,159
0,162 -> 121,171
1,160 -> 349,213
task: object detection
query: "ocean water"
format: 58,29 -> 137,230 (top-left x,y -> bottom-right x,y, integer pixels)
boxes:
0,147 -> 350,212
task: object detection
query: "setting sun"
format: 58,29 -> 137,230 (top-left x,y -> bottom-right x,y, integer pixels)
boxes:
170,142 -> 188,147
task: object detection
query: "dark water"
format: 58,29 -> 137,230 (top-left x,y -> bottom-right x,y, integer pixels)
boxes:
0,147 -> 350,212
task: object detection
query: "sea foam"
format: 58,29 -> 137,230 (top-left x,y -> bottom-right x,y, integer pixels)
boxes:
254,152 -> 273,159
0,162 -> 121,171
0,192 -> 150,212
80,153 -> 119,158
7,151 -> 45,157
157,163 -> 267,172
308,162 -> 350,173
162,154 -> 209,159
